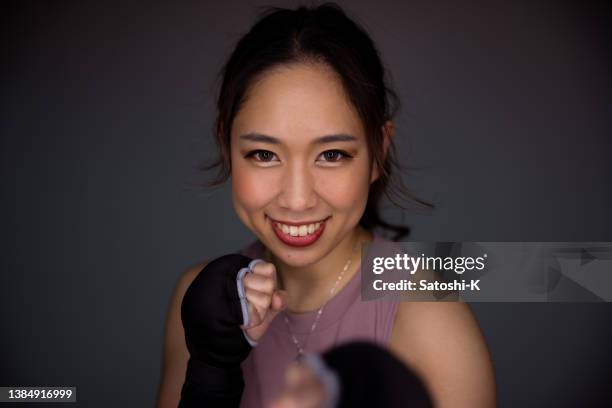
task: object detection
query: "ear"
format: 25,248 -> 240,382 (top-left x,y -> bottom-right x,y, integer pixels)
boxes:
370,120 -> 395,184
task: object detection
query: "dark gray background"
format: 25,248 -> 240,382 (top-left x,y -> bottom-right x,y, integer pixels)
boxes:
1,0 -> 611,406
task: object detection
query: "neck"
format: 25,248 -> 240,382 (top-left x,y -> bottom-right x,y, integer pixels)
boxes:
266,226 -> 374,313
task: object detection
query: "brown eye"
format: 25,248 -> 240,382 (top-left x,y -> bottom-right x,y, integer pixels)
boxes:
245,150 -> 277,162
319,150 -> 352,162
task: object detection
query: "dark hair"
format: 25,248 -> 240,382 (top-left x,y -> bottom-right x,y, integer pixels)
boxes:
199,2 -> 433,241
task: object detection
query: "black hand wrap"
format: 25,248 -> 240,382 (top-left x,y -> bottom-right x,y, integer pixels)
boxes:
320,341 -> 433,408
179,254 -> 255,407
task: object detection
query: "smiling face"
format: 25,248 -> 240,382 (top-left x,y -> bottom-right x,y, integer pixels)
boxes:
230,62 -> 379,266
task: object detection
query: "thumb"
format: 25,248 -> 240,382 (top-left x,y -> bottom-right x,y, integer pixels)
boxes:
270,290 -> 288,314
244,289 -> 288,342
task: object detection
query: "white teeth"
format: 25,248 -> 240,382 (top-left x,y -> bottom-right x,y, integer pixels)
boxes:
275,220 -> 325,237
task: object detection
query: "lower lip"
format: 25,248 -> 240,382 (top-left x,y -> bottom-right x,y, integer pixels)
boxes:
270,217 -> 328,247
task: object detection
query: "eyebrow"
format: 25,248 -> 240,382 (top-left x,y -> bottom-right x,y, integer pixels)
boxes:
238,132 -> 358,145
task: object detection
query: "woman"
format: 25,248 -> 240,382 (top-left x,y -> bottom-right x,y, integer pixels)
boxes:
157,3 -> 496,407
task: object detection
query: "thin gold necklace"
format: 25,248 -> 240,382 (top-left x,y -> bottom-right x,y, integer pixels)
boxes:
275,240 -> 359,360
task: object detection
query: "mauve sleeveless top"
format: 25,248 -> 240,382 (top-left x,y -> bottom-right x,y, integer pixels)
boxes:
236,233 -> 400,408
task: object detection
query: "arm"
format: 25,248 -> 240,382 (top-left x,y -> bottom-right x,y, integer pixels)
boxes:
155,261 -> 208,408
156,255 -> 284,407
388,301 -> 497,408
178,254 -> 257,406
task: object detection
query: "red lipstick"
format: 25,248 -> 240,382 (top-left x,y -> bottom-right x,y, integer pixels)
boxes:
269,217 -> 328,248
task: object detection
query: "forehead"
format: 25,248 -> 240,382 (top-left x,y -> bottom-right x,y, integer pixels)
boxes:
231,63 -> 365,145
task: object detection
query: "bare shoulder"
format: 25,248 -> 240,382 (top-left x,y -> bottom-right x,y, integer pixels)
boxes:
155,259 -> 209,408
388,301 -> 497,408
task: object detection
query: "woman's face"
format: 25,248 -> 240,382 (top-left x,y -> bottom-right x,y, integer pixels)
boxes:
230,63 -> 379,266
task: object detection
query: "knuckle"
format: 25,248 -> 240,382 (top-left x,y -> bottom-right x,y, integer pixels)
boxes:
263,278 -> 275,293
246,287 -> 271,307
243,273 -> 253,285
262,293 -> 272,307
253,261 -> 275,275
247,274 -> 274,293
260,277 -> 274,296
245,287 -> 261,301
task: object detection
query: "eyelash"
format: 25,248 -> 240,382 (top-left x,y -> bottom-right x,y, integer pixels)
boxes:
244,149 -> 353,163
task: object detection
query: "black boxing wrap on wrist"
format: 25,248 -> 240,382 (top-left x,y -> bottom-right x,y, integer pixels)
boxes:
178,253 -> 256,407
320,341 -> 433,408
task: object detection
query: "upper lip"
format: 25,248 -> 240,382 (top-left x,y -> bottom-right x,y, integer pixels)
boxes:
268,216 -> 330,226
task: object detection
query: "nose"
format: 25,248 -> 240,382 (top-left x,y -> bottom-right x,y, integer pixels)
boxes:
277,159 -> 317,212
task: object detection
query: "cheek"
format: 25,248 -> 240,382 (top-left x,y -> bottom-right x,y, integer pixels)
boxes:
231,158 -> 277,213
316,163 -> 370,210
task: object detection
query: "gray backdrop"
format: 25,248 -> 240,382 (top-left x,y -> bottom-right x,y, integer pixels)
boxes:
2,0 -> 611,406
